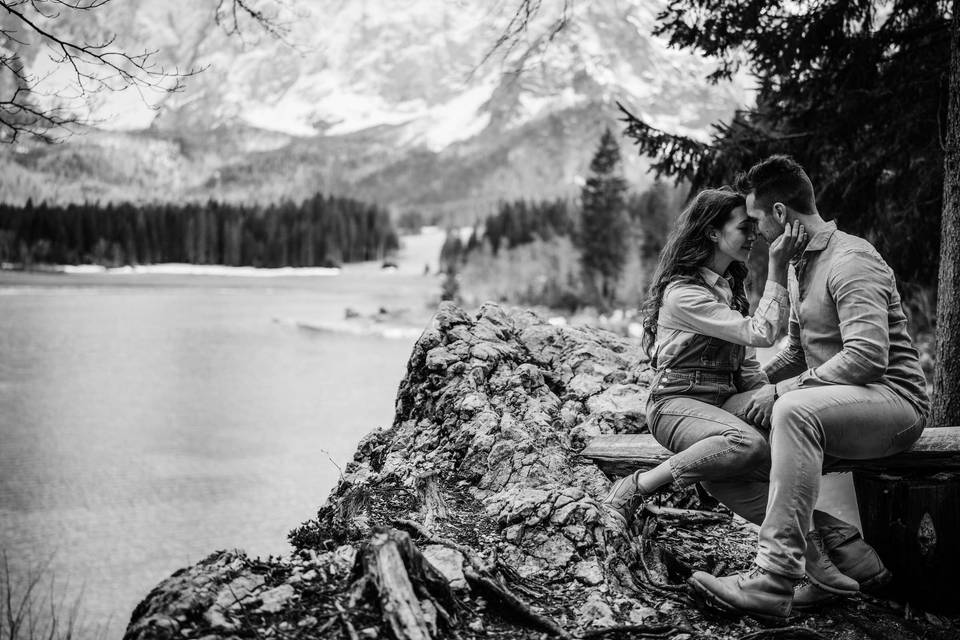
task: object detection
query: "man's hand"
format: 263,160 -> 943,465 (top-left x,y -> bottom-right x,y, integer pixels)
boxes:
743,383 -> 778,429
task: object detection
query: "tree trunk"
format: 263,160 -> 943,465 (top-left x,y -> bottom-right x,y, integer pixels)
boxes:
933,0 -> 960,425
853,471 -> 960,614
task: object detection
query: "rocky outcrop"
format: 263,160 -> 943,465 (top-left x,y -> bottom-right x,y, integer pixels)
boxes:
124,303 -> 958,640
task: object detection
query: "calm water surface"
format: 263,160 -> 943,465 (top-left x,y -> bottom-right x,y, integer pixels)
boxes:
0,261 -> 439,637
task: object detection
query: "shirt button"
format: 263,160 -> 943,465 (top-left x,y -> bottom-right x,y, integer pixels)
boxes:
664,368 -> 671,373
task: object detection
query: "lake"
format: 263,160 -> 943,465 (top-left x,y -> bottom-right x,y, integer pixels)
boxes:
0,233 -> 445,638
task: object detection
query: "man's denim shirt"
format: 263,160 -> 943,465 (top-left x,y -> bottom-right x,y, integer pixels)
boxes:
764,221 -> 929,416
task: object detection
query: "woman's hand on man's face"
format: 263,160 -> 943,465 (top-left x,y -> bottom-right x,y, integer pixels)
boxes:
768,221 -> 808,268
765,221 -> 808,285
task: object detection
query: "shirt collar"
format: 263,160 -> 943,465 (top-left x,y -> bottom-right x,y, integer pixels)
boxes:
804,220 -> 838,252
698,266 -> 727,288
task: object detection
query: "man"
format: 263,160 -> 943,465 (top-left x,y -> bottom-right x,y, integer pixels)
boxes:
688,155 -> 930,620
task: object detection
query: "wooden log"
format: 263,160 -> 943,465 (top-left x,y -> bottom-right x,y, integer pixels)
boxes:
358,530 -> 434,640
355,527 -> 465,640
414,471 -> 449,529
643,504 -> 731,525
853,470 -> 960,614
580,427 -> 960,478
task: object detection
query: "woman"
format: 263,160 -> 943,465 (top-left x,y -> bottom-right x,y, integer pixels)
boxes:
603,187 -> 806,518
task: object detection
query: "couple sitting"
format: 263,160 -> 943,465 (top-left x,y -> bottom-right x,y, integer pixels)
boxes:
604,155 -> 929,620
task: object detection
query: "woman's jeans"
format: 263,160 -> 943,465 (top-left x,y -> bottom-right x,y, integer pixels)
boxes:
647,377 -> 770,489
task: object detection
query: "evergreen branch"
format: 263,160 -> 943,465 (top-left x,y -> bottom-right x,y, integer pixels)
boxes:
616,101 -> 712,186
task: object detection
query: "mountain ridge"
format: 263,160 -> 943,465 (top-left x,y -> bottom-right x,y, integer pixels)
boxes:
0,0 -> 751,222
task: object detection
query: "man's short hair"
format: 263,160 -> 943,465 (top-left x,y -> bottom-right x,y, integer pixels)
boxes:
734,155 -> 816,215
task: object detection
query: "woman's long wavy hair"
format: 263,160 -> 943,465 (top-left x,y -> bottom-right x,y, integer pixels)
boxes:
641,187 -> 750,357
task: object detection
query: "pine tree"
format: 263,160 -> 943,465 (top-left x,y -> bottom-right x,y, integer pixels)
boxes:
579,128 -> 630,309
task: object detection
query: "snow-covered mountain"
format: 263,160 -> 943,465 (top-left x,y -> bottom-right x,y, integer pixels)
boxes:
0,0 -> 751,221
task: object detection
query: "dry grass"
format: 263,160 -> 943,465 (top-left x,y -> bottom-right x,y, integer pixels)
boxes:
1,552 -> 105,640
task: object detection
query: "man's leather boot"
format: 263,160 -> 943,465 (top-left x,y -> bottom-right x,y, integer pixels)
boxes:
826,535 -> 892,592
805,530 -> 859,595
688,565 -> 795,622
792,580 -> 840,611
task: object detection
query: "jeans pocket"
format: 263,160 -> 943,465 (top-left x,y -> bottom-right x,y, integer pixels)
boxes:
656,372 -> 696,396
887,416 -> 925,455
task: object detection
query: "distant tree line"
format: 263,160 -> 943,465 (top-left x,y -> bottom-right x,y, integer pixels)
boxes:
0,194 -> 399,268
481,199 -> 575,255
453,184 -> 673,266
444,129 -> 680,310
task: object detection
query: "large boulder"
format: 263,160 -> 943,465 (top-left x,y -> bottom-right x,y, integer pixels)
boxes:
125,303 -> 957,640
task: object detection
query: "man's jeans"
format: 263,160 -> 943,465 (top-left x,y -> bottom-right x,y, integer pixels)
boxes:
707,384 -> 924,579
758,383 -> 923,577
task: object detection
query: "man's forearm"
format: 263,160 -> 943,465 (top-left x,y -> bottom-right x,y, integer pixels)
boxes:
763,345 -> 807,383
772,341 -> 888,396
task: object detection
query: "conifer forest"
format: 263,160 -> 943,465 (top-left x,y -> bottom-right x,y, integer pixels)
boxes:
0,194 -> 399,268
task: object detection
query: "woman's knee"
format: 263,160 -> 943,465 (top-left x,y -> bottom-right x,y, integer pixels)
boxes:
726,426 -> 770,469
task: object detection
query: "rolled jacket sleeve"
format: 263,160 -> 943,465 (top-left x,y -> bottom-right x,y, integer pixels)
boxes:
738,347 -> 769,391
774,250 -> 892,395
661,279 -> 789,348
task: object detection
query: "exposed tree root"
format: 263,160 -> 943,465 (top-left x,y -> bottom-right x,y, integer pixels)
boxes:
737,626 -> 831,640
393,516 -> 571,638
462,567 -> 572,639
392,518 -> 489,574
579,623 -> 678,639
335,601 -> 361,640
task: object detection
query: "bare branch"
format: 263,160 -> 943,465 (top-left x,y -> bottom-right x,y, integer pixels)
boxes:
0,0 -> 293,142
213,0 -> 295,44
477,0 -> 574,70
